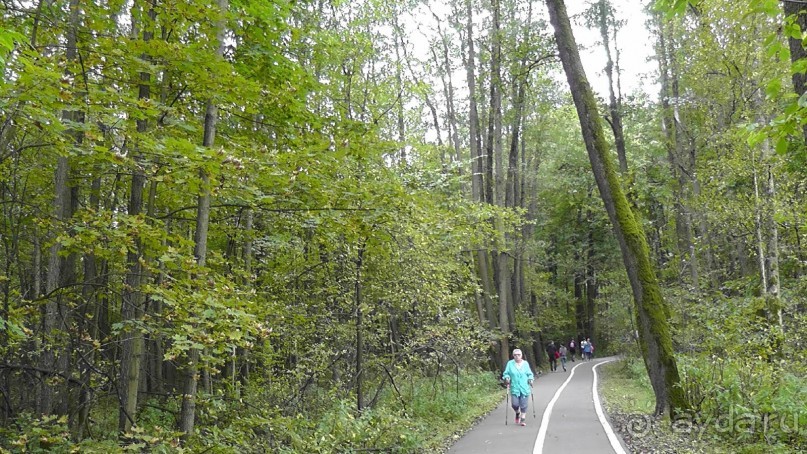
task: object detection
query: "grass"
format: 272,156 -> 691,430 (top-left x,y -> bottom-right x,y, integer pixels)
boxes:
403,370 -> 505,452
598,358 -> 804,454
598,360 -> 655,414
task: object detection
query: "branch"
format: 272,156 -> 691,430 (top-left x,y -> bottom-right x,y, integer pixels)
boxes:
0,363 -> 84,386
380,364 -> 408,417
513,53 -> 559,79
158,203 -> 376,220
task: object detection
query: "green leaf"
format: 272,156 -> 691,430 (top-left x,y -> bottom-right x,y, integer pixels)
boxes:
765,78 -> 782,98
793,58 -> 807,75
750,0 -> 782,16
775,137 -> 789,155
747,130 -> 767,148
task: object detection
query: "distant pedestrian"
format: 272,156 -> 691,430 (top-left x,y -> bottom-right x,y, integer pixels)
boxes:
580,338 -> 589,361
583,338 -> 593,361
502,348 -> 534,426
546,341 -> 558,372
558,345 -> 568,371
568,339 -> 576,362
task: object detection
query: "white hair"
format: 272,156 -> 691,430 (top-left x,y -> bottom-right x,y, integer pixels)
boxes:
512,349 -> 522,356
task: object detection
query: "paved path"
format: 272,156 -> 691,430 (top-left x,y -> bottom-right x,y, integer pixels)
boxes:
447,357 -> 630,454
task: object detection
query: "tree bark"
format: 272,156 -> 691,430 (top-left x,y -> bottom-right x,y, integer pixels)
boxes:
41,0 -> 82,418
119,0 -> 155,434
597,0 -> 627,174
463,0 -> 495,334
546,0 -> 687,417
655,14 -> 697,289
355,244 -> 365,412
464,0 -> 483,204
179,0 -> 228,439
783,2 -> 807,144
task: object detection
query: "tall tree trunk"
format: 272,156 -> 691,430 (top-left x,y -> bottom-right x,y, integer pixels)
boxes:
41,0 -> 82,418
76,174 -> 102,439
783,2 -> 807,144
487,0 -> 510,367
119,0 -> 155,434
392,13 -> 408,163
546,0 -> 688,417
431,12 -> 461,168
464,0 -> 483,204
467,251 -> 486,324
463,0 -> 495,335
753,113 -> 783,338
506,0 -> 533,320
597,0 -> 627,174
355,244 -> 365,412
656,14 -> 697,289
585,216 -> 597,339
179,0 -> 228,438
574,242 -> 586,339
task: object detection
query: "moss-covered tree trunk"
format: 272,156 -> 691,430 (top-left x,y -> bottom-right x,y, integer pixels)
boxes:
546,0 -> 688,417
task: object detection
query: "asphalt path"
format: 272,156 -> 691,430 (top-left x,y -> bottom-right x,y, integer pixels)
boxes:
447,357 -> 630,454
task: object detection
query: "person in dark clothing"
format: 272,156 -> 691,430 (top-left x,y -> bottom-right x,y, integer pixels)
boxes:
568,338 -> 576,362
546,341 -> 558,372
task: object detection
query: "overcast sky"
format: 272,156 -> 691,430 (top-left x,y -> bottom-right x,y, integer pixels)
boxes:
403,0 -> 659,99
566,0 -> 658,98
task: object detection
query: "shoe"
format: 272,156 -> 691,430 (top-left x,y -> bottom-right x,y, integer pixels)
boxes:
519,418 -> 526,426
515,412 -> 520,424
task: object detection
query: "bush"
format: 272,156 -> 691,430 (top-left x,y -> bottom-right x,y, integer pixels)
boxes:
679,356 -> 806,450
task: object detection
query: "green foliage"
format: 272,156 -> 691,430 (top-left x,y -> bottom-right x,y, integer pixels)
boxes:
273,401 -> 421,453
654,0 -> 693,16
678,356 -> 806,449
0,27 -> 25,66
0,414 -> 74,453
175,370 -> 501,453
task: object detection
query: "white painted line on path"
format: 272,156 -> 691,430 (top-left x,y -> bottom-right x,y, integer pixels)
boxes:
532,361 -> 585,454
592,360 -> 627,454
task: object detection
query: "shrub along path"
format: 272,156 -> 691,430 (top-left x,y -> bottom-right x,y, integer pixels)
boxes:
447,356 -> 629,454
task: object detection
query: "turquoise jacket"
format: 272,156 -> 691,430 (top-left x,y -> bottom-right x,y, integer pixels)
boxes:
502,359 -> 534,397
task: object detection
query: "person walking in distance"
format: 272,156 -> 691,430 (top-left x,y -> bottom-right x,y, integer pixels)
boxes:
502,349 -> 535,426
558,344 -> 568,372
568,338 -> 576,362
546,341 -> 558,372
580,338 -> 588,361
583,337 -> 593,361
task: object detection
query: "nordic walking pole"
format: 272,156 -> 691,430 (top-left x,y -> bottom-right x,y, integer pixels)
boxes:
505,391 -> 509,425
531,392 -> 536,418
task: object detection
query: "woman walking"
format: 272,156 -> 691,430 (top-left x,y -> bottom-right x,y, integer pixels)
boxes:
502,348 -> 535,426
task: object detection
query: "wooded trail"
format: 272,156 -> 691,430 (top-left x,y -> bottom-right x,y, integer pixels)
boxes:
447,357 -> 628,454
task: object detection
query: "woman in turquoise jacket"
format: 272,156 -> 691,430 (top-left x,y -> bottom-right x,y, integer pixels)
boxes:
502,348 -> 535,426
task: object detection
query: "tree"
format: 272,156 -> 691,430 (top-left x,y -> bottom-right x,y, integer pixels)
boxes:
546,0 -> 688,417
118,0 -> 156,434
178,0 -> 229,439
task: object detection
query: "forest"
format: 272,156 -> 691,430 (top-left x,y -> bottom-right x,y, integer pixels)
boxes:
0,0 -> 804,452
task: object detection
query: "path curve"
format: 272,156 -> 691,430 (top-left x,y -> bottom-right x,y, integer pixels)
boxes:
447,356 -> 629,454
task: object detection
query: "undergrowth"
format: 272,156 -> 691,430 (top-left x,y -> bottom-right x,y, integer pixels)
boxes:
600,356 -> 806,454
0,369 -> 502,453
